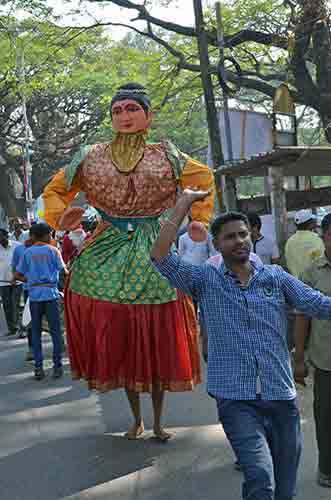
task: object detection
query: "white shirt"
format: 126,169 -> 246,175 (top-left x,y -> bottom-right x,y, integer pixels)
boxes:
253,235 -> 279,264
178,232 -> 217,266
10,230 -> 29,243
0,241 -> 20,286
69,229 -> 87,249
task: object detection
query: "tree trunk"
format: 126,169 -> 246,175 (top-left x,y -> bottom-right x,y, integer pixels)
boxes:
312,19 -> 331,141
193,0 -> 226,210
321,114 -> 331,142
0,170 -> 20,217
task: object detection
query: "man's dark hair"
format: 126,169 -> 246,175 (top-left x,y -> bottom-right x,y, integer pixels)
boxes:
211,212 -> 249,239
246,212 -> 262,231
29,222 -> 52,240
321,213 -> 331,235
296,220 -> 314,231
0,228 -> 8,237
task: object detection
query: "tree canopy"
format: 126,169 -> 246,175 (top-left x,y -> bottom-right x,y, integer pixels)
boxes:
65,0 -> 331,138
0,15 -> 209,214
1,0 -> 331,215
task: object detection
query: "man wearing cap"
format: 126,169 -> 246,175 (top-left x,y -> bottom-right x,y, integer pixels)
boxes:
285,209 -> 324,278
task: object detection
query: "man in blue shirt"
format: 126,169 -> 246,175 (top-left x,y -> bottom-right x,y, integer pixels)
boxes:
151,189 -> 331,500
11,240 -> 34,358
16,223 -> 67,380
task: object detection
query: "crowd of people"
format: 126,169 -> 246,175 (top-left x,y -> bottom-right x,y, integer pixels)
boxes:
0,216 -> 95,366
1,204 -> 330,496
1,83 -> 331,500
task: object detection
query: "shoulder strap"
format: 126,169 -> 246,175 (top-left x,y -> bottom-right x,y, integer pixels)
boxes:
163,141 -> 188,181
65,144 -> 93,188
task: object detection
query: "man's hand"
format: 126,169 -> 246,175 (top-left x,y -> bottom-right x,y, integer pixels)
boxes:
294,359 -> 309,386
293,314 -> 310,387
14,272 -> 26,283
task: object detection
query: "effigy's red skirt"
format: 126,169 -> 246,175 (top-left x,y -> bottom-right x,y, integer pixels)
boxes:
64,289 -> 202,393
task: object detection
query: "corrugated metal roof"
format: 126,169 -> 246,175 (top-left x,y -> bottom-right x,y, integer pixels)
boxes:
215,146 -> 331,178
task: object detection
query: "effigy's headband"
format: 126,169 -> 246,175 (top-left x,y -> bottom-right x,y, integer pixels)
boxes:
110,89 -> 151,114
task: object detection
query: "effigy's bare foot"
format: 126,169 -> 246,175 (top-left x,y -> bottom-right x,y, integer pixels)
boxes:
124,422 -> 145,440
153,426 -> 172,442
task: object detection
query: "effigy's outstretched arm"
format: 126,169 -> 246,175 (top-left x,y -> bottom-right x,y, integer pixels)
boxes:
42,146 -> 92,230
179,157 -> 215,227
43,169 -> 82,230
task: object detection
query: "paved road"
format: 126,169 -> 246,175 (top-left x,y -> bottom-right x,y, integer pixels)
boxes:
0,334 -> 329,500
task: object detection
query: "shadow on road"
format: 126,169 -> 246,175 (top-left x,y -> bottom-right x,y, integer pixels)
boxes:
1,338 -> 330,500
0,428 -> 241,500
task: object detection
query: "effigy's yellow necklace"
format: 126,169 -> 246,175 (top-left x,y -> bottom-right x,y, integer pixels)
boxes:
110,131 -> 147,173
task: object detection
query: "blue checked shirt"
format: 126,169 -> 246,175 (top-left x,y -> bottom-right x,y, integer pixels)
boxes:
152,253 -> 331,400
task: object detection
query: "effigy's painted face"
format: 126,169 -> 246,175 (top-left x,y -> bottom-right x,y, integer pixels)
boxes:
111,99 -> 152,133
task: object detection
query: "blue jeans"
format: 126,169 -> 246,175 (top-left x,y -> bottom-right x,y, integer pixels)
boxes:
30,300 -> 62,369
217,398 -> 301,500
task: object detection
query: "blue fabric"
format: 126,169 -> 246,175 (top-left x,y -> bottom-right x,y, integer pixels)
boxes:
11,243 -> 25,271
152,253 -> 331,400
216,398 -> 301,500
17,244 -> 64,302
96,209 -> 158,231
30,300 -> 62,368
11,243 -> 27,290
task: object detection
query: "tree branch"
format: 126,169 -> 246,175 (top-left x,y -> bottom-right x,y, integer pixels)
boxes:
225,29 -> 288,49
100,19 -> 295,103
241,70 -> 288,82
85,0 -> 289,50
90,0 -> 197,37
290,26 -> 320,109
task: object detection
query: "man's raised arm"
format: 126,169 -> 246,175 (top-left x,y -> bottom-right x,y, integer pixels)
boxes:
151,189 -> 211,262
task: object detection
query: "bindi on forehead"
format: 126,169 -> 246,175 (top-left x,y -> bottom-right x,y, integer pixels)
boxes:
111,99 -> 144,113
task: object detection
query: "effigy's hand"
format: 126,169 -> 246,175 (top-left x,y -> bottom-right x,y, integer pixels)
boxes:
182,188 -> 211,242
188,221 -> 208,242
58,207 -> 85,231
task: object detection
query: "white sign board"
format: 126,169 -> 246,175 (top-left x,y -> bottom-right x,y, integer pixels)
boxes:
208,109 -> 273,165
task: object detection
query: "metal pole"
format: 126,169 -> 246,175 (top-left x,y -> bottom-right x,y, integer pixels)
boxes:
215,1 -> 237,210
215,1 -> 233,162
192,0 -> 225,211
10,27 -> 33,222
18,46 -> 34,222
